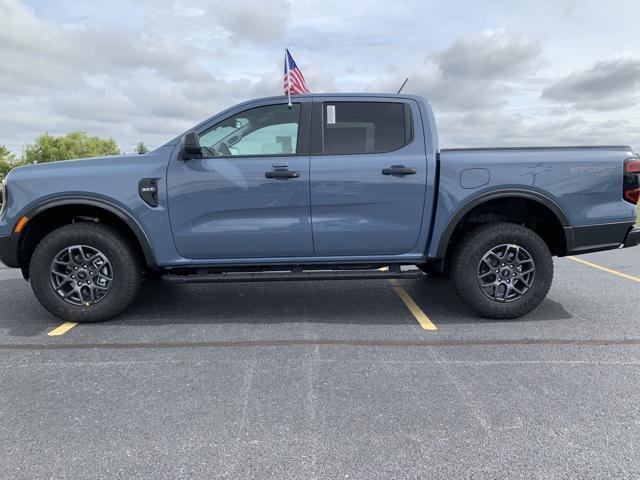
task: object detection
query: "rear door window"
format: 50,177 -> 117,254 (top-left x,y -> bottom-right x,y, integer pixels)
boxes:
322,102 -> 409,155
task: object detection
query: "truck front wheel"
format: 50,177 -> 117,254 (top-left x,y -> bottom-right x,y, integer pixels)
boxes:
450,223 -> 553,319
29,223 -> 143,323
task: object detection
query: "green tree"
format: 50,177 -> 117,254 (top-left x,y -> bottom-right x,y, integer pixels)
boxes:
135,142 -> 149,154
0,160 -> 13,181
0,145 -> 16,163
24,132 -> 120,164
0,145 -> 20,181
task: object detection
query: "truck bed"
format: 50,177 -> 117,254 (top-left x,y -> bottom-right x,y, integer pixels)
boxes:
429,144 -> 638,259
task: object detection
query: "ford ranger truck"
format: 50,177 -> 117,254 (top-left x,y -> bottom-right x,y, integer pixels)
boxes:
0,94 -> 638,322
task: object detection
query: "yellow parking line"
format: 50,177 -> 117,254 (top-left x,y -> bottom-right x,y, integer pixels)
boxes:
388,279 -> 437,331
567,256 -> 640,283
48,322 -> 78,336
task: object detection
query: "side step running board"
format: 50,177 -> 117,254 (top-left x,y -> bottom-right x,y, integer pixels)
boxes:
162,267 -> 424,284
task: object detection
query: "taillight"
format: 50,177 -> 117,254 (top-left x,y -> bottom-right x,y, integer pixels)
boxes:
623,157 -> 640,204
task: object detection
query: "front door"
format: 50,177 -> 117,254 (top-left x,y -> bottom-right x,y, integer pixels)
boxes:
167,101 -> 313,260
310,99 -> 427,256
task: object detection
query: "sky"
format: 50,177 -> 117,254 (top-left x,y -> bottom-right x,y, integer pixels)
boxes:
1,0 -> 639,154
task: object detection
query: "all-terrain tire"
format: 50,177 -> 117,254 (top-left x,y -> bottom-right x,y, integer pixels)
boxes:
29,223 -> 143,323
450,222 -> 553,319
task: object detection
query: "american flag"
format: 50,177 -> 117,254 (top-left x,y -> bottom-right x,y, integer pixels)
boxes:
284,48 -> 310,97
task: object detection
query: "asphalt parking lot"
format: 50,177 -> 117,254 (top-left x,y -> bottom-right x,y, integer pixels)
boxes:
1,248 -> 639,479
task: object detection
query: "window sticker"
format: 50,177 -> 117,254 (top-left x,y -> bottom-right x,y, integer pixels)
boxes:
326,105 -> 336,124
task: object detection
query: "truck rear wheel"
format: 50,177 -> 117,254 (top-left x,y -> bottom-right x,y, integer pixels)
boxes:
450,223 -> 553,319
29,223 -> 143,323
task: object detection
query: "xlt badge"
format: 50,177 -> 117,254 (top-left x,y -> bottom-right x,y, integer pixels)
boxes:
138,178 -> 159,207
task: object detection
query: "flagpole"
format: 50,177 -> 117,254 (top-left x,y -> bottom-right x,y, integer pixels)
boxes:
285,48 -> 292,108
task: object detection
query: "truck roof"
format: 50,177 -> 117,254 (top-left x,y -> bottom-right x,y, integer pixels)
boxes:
166,93 -> 432,146
246,92 -> 428,102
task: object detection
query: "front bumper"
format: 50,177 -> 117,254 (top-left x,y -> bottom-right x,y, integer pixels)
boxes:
0,234 -> 18,268
623,226 -> 640,249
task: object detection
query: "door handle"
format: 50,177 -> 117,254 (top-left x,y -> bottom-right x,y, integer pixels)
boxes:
265,170 -> 300,179
382,165 -> 417,175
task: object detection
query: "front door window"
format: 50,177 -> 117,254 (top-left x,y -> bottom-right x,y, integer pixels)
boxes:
199,104 -> 301,157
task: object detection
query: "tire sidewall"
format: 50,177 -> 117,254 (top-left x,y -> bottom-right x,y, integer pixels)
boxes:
452,224 -> 553,318
30,224 -> 141,322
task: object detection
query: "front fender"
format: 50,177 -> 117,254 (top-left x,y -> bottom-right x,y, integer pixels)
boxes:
19,195 -> 157,267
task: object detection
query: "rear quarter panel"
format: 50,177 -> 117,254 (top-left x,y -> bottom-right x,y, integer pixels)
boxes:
429,147 -> 638,258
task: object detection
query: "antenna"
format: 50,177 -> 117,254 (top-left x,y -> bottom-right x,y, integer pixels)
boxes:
396,78 -> 408,94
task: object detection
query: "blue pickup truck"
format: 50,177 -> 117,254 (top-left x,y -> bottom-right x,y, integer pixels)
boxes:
1,94 -> 638,322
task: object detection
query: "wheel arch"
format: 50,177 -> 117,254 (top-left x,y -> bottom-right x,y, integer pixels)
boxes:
433,189 -> 571,262
17,196 -> 156,277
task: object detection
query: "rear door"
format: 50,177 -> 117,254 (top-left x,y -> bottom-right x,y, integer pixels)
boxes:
309,98 -> 427,256
167,100 -> 313,260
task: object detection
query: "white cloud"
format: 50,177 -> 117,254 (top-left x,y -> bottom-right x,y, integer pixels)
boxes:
0,0 -> 638,153
435,30 -> 542,81
364,30 -> 543,112
542,56 -> 640,111
215,0 -> 291,44
438,111 -> 640,149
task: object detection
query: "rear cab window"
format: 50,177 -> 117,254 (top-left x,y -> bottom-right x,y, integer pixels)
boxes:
322,101 -> 412,155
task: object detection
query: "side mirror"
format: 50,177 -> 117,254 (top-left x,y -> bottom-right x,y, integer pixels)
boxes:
182,132 -> 202,159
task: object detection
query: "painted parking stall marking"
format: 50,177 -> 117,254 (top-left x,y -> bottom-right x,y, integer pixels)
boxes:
388,279 -> 438,331
48,321 -> 78,336
567,256 -> 640,283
